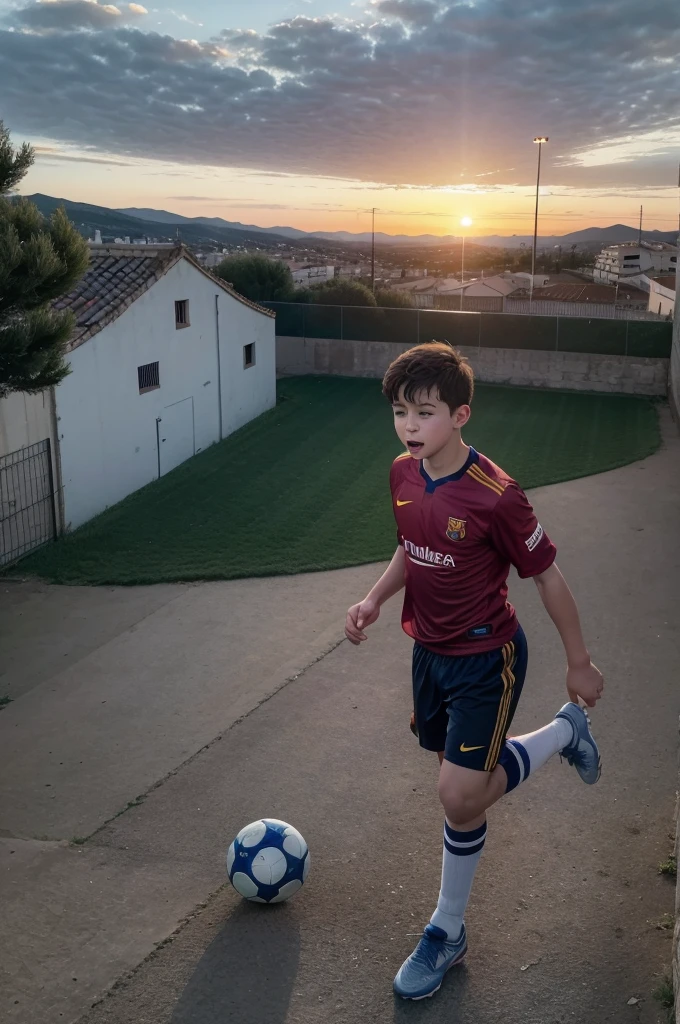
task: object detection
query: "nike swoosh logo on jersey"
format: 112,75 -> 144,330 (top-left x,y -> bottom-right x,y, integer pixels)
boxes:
396,500 -> 413,506
459,743 -> 485,753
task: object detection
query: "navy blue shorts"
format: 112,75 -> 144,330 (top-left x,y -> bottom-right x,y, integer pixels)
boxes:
412,625 -> 528,772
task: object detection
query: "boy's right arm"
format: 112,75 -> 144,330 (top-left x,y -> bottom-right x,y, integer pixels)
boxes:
345,545 -> 405,645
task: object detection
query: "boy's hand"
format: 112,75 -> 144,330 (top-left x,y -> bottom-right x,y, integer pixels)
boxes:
345,598 -> 380,645
566,661 -> 604,708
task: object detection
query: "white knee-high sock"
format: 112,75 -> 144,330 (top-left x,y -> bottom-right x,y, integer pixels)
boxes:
429,819 -> 487,941
498,717 -> 574,793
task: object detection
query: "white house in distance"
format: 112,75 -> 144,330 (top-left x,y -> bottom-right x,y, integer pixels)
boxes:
390,272 -> 548,309
0,243 -> 276,551
286,263 -> 335,286
594,240 -> 678,284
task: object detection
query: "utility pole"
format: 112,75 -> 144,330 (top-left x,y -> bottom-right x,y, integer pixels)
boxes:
371,208 -> 376,293
530,137 -> 548,306
638,205 -> 643,245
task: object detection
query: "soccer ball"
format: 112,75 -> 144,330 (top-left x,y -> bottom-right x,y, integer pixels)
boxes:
227,818 -> 310,903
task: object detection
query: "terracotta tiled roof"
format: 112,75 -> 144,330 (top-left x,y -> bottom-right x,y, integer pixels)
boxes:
56,244 -> 274,351
653,275 -> 676,292
530,283 -> 647,303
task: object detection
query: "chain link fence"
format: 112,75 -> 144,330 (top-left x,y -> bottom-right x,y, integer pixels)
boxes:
262,303 -> 672,358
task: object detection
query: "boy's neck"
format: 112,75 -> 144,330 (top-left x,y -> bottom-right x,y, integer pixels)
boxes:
423,434 -> 470,481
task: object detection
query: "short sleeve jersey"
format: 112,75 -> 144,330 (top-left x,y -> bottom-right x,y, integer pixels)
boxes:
390,446 -> 556,656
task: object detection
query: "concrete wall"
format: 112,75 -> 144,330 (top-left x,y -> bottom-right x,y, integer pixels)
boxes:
277,336 -> 669,396
0,389 -> 53,458
648,282 -> 675,318
56,259 -> 275,530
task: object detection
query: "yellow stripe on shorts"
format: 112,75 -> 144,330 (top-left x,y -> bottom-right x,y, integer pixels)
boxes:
484,642 -> 516,771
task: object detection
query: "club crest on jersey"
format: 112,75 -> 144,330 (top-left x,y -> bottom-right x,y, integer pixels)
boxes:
446,517 -> 466,541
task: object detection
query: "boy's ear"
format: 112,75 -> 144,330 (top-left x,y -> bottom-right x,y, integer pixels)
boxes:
453,404 -> 471,428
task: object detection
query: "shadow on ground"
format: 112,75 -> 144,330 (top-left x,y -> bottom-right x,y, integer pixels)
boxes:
170,902 -> 300,1024
392,963 -> 471,1022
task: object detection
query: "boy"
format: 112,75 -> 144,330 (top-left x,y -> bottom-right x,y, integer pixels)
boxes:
345,342 -> 603,1001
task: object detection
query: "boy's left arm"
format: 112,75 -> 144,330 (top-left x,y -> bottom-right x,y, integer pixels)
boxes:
533,563 -> 604,708
490,483 -> 604,708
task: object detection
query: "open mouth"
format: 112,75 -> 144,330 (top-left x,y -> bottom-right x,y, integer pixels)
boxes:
407,441 -> 424,454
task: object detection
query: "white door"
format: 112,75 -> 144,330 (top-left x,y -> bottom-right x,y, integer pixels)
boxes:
157,398 -> 195,476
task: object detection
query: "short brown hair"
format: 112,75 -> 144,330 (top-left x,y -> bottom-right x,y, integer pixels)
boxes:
382,341 -> 474,412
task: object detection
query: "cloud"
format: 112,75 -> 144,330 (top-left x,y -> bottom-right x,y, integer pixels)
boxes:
34,146 -> 136,165
372,0 -> 439,26
168,9 -> 203,27
11,0 -> 147,31
166,195 -> 301,209
1,0 -> 679,191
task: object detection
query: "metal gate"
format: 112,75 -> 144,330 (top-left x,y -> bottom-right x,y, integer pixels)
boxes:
0,439 -> 57,567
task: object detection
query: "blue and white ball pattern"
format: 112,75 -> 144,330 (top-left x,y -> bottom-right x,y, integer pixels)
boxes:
227,818 -> 310,903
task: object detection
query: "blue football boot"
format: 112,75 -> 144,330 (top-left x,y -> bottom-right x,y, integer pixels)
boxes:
393,923 -> 467,1000
555,702 -> 601,784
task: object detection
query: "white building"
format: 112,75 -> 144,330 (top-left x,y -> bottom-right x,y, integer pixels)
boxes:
392,274 -> 524,308
648,275 -> 676,318
1,244 -> 276,548
199,251 -> 228,269
498,271 -> 550,291
290,265 -> 334,285
336,265 -> 368,278
594,241 -> 678,284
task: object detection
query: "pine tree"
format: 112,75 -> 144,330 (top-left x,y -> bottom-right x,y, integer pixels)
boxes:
0,121 -> 90,399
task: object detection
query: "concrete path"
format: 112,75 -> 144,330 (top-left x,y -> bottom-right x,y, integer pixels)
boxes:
0,568 -> 382,839
1,409 -> 678,1024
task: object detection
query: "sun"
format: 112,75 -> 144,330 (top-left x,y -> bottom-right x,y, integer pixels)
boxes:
460,216 -> 473,228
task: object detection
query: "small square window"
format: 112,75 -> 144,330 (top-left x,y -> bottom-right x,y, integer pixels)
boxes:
244,343 -> 255,368
138,361 -> 160,393
175,300 -> 189,328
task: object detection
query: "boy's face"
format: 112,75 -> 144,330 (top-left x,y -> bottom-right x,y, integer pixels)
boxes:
392,386 -> 470,461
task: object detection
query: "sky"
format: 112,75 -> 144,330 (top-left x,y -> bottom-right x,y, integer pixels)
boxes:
1,0 -> 679,237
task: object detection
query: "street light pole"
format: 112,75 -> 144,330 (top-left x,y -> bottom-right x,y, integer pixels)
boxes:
530,136 -> 548,306
371,207 -> 376,293
460,216 -> 472,311
460,233 -> 465,310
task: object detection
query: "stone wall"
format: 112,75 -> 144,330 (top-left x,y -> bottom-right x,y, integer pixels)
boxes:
277,336 -> 669,396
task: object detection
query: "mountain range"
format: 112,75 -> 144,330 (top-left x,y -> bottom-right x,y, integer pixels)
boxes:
21,195 -> 678,250
22,195 -> 318,252
115,208 -> 679,248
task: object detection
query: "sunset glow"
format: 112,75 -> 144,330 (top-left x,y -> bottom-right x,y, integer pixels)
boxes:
2,0 -> 677,237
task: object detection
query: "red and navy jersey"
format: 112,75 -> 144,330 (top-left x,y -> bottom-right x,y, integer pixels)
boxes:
391,446 -> 556,656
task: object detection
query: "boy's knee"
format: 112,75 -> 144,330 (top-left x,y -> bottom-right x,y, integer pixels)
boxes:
438,781 -> 479,824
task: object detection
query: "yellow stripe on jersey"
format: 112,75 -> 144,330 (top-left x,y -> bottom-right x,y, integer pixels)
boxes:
467,463 -> 504,496
485,642 -> 516,771
468,462 -> 505,494
393,451 -> 411,462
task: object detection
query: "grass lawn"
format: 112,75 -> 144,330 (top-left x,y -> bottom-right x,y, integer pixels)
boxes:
11,376 -> 661,586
